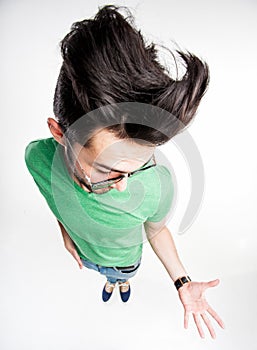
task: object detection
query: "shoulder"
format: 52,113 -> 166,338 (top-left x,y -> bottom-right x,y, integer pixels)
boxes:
25,137 -> 56,159
154,164 -> 172,178
25,136 -> 56,154
151,164 -> 173,191
143,164 -> 174,223
24,137 -> 57,169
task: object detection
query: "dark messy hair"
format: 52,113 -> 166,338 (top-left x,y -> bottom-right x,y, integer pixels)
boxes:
53,4 -> 209,148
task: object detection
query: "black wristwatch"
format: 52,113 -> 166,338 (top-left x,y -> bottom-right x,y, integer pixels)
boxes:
174,276 -> 191,290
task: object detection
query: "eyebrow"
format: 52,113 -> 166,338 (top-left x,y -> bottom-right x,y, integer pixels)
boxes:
93,155 -> 153,173
93,162 -> 130,173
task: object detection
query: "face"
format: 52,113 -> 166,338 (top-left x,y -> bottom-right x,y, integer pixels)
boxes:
48,119 -> 156,194
71,129 -> 155,194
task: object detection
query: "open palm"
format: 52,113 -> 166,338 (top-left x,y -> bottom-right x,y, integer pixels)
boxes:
178,279 -> 225,339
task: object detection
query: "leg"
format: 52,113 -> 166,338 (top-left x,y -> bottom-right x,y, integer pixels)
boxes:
106,276 -> 121,284
100,258 -> 142,302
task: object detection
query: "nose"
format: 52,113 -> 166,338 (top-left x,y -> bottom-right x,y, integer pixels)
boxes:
111,176 -> 128,192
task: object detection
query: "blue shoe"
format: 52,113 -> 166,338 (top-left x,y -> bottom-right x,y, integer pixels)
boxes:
102,281 -> 116,302
118,281 -> 131,302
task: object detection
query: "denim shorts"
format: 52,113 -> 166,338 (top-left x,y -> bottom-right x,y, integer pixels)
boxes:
80,256 -> 142,284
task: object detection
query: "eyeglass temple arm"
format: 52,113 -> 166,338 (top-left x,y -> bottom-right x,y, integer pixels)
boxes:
129,154 -> 156,176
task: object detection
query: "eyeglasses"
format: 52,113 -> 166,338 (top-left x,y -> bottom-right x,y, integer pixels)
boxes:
64,137 -> 157,193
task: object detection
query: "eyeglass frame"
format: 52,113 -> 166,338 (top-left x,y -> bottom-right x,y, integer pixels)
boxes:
63,136 -> 157,193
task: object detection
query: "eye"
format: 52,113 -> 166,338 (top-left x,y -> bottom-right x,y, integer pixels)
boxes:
95,167 -> 122,176
95,168 -> 109,175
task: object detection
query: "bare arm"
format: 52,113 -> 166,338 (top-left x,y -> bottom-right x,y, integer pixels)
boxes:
144,220 -> 188,282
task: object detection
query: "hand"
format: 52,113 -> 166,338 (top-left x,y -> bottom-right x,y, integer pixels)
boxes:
178,279 -> 225,339
63,234 -> 83,270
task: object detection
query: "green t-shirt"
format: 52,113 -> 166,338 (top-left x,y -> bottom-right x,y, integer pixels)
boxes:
24,137 -> 174,267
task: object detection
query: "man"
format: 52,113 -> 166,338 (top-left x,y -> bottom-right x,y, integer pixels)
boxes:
24,4 -> 225,339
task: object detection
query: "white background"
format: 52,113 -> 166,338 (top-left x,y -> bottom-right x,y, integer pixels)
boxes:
1,0 -> 257,349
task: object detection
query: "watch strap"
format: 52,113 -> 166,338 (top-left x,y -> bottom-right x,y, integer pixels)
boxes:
174,276 -> 191,290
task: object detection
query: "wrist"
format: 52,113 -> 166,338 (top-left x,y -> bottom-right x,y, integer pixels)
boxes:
174,276 -> 191,291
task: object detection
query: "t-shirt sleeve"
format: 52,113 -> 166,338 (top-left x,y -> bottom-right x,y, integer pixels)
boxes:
24,140 -> 51,198
146,165 -> 174,222
24,139 -> 62,221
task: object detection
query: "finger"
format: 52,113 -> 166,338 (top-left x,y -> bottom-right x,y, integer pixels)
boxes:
202,279 -> 220,291
201,313 -> 216,339
184,310 -> 190,329
193,313 -> 205,339
72,251 -> 83,269
207,306 -> 225,329
77,257 -> 83,269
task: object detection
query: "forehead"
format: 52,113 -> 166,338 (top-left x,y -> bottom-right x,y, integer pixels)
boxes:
74,129 -> 155,164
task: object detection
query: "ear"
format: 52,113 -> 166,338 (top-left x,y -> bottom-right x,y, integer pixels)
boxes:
47,118 -> 66,146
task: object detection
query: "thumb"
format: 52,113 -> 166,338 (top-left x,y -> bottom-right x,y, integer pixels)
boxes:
206,278 -> 220,289
201,278 -> 220,291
